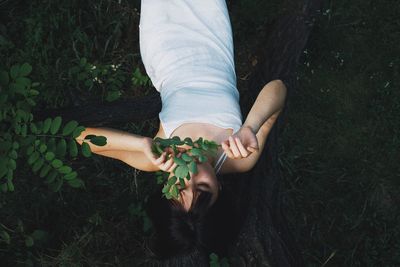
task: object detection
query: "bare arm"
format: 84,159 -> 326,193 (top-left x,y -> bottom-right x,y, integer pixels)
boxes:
75,127 -> 159,171
75,127 -> 147,152
242,79 -> 287,133
220,79 -> 287,173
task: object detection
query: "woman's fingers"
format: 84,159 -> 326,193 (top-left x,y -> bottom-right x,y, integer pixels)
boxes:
234,137 -> 249,157
167,162 -> 177,173
221,140 -> 235,159
229,136 -> 241,158
153,152 -> 167,165
247,146 -> 257,153
161,156 -> 175,171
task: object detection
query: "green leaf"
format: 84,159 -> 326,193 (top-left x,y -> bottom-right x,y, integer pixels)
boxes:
29,123 -> 38,134
167,176 -> 177,186
29,89 -> 39,96
50,116 -> 62,134
9,150 -> 18,160
72,126 -> 85,138
62,120 -> 78,136
14,123 -> 21,134
89,136 -> 107,146
69,140 -> 78,157
19,63 -> 32,77
175,165 -> 189,179
39,164 -> 51,178
42,118 -> 52,133
7,158 -> 16,170
191,147 -> 202,156
58,166 -> 72,174
184,137 -> 193,146
152,143 -> 164,156
39,143 -> 47,153
173,157 -> 186,166
81,142 -> 91,157
55,139 -> 67,157
171,185 -> 179,198
79,57 -> 87,66
0,71 -> 9,86
44,151 -> 55,161
20,124 -> 27,137
162,184 -> 170,193
35,121 -> 43,134
181,153 -> 192,162
32,158 -> 44,173
63,171 -> 77,181
179,178 -> 185,188
26,145 -> 34,156
199,155 -> 208,163
105,90 -> 121,102
49,177 -> 63,192
0,230 -> 10,244
47,137 -> 56,152
210,253 -> 218,261
7,179 -> 14,192
0,162 -> 7,179
26,98 -> 36,106
189,161 -> 198,174
84,134 -> 96,140
6,169 -> 13,179
16,77 -> 31,87
10,64 -> 19,79
67,178 -> 84,188
51,159 -> 63,169
12,142 -> 19,150
28,151 -> 40,165
44,170 -> 57,184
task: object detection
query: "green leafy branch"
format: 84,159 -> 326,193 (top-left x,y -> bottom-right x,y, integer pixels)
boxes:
0,62 -> 107,193
152,136 -> 219,200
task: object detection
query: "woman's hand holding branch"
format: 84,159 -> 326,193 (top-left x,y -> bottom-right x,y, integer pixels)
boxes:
142,137 -> 179,172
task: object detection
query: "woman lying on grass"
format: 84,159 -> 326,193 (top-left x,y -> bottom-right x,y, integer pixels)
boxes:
76,0 -> 287,262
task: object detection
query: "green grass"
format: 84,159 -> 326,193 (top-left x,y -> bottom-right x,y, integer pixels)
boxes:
0,0 -> 399,266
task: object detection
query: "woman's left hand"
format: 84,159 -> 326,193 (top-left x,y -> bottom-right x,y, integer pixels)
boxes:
221,126 -> 259,159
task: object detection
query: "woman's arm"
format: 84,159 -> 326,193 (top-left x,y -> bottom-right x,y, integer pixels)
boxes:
220,79 -> 287,173
75,127 -> 146,152
75,127 -> 178,172
242,79 -> 287,134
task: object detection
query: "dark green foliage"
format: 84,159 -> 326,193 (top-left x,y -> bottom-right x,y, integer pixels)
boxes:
0,63 -> 107,194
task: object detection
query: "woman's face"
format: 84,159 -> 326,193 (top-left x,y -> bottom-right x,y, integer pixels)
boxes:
169,162 -> 219,211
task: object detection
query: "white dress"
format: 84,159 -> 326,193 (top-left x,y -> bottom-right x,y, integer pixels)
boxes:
139,0 -> 242,172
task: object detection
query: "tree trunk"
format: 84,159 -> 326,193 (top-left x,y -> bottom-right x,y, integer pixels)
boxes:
226,1 -> 323,266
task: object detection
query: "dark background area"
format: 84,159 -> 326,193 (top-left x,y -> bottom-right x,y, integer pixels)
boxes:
0,0 -> 399,266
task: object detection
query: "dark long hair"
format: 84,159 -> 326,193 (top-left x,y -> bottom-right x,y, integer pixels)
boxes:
146,183 -> 239,263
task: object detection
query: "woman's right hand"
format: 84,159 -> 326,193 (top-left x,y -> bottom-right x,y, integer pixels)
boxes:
141,137 -> 178,172
221,126 -> 259,159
